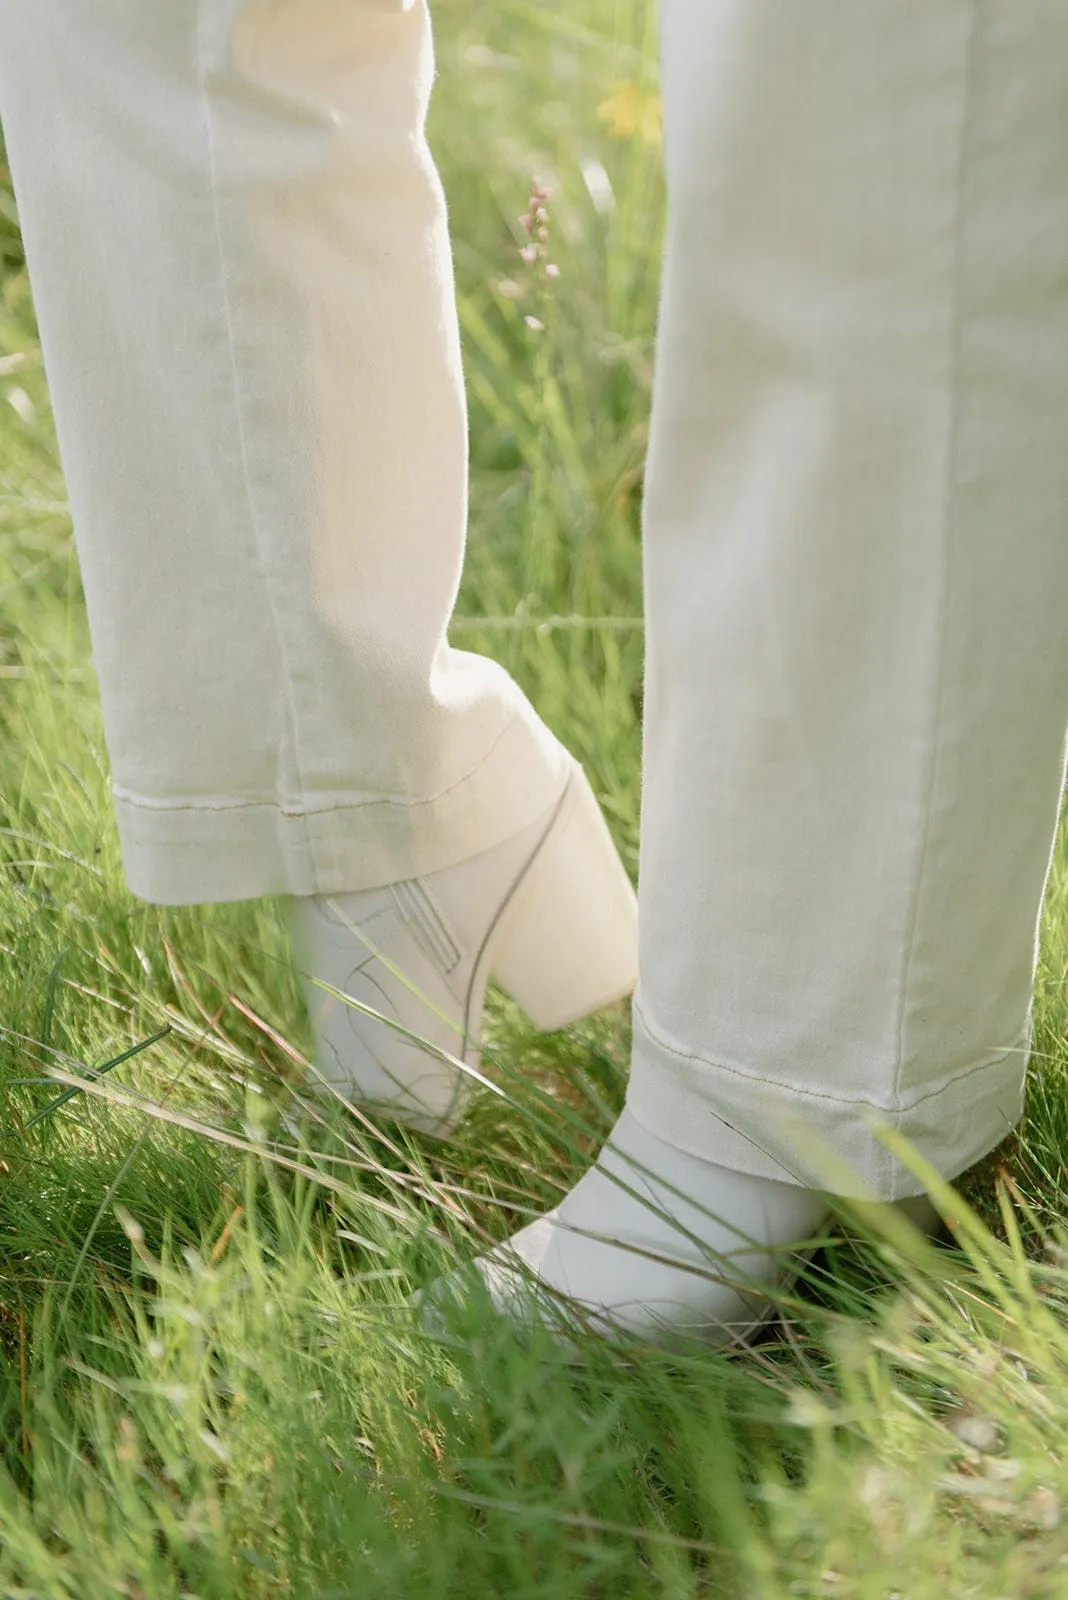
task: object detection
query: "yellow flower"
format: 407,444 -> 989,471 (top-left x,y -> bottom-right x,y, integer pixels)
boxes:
596,81 -> 662,144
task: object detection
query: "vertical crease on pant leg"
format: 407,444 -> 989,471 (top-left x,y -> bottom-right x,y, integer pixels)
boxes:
891,1 -> 980,1107
193,0 -> 316,890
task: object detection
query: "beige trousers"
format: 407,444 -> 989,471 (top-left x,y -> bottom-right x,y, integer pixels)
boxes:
2,1 -> 1066,1199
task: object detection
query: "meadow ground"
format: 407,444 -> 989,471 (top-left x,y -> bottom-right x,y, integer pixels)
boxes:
3,3 -> 1068,1595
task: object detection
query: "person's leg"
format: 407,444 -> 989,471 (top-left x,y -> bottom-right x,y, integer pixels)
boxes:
0,0 -> 637,1126
0,0 -> 572,899
461,0 -> 1068,1341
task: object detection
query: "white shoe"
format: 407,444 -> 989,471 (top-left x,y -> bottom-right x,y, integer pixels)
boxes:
421,1110 -> 941,1349
286,763 -> 639,1135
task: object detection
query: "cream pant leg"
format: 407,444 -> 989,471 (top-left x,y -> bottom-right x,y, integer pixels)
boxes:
628,1 -> 1068,1199
0,0 -> 570,904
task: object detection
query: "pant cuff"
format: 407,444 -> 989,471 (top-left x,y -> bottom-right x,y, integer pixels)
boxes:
113,712 -> 571,905
626,998 -> 1028,1202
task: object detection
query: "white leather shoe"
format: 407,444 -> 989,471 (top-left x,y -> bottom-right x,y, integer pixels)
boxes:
420,1110 -> 941,1349
286,763 -> 639,1135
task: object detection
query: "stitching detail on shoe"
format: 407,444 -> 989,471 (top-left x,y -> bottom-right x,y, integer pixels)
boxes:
390,879 -> 462,975
319,900 -> 395,951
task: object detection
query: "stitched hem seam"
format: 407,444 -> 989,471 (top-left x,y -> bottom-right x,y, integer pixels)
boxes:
634,994 -> 1028,1114
112,708 -> 525,818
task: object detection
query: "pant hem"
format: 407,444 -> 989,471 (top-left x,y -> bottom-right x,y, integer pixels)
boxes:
114,711 -> 572,905
626,1001 -> 1028,1201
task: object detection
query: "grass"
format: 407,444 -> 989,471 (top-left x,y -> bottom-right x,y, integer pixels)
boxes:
2,1 -> 1068,1593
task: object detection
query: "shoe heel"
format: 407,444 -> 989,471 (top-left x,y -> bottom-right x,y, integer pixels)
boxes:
490,767 -> 639,1030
